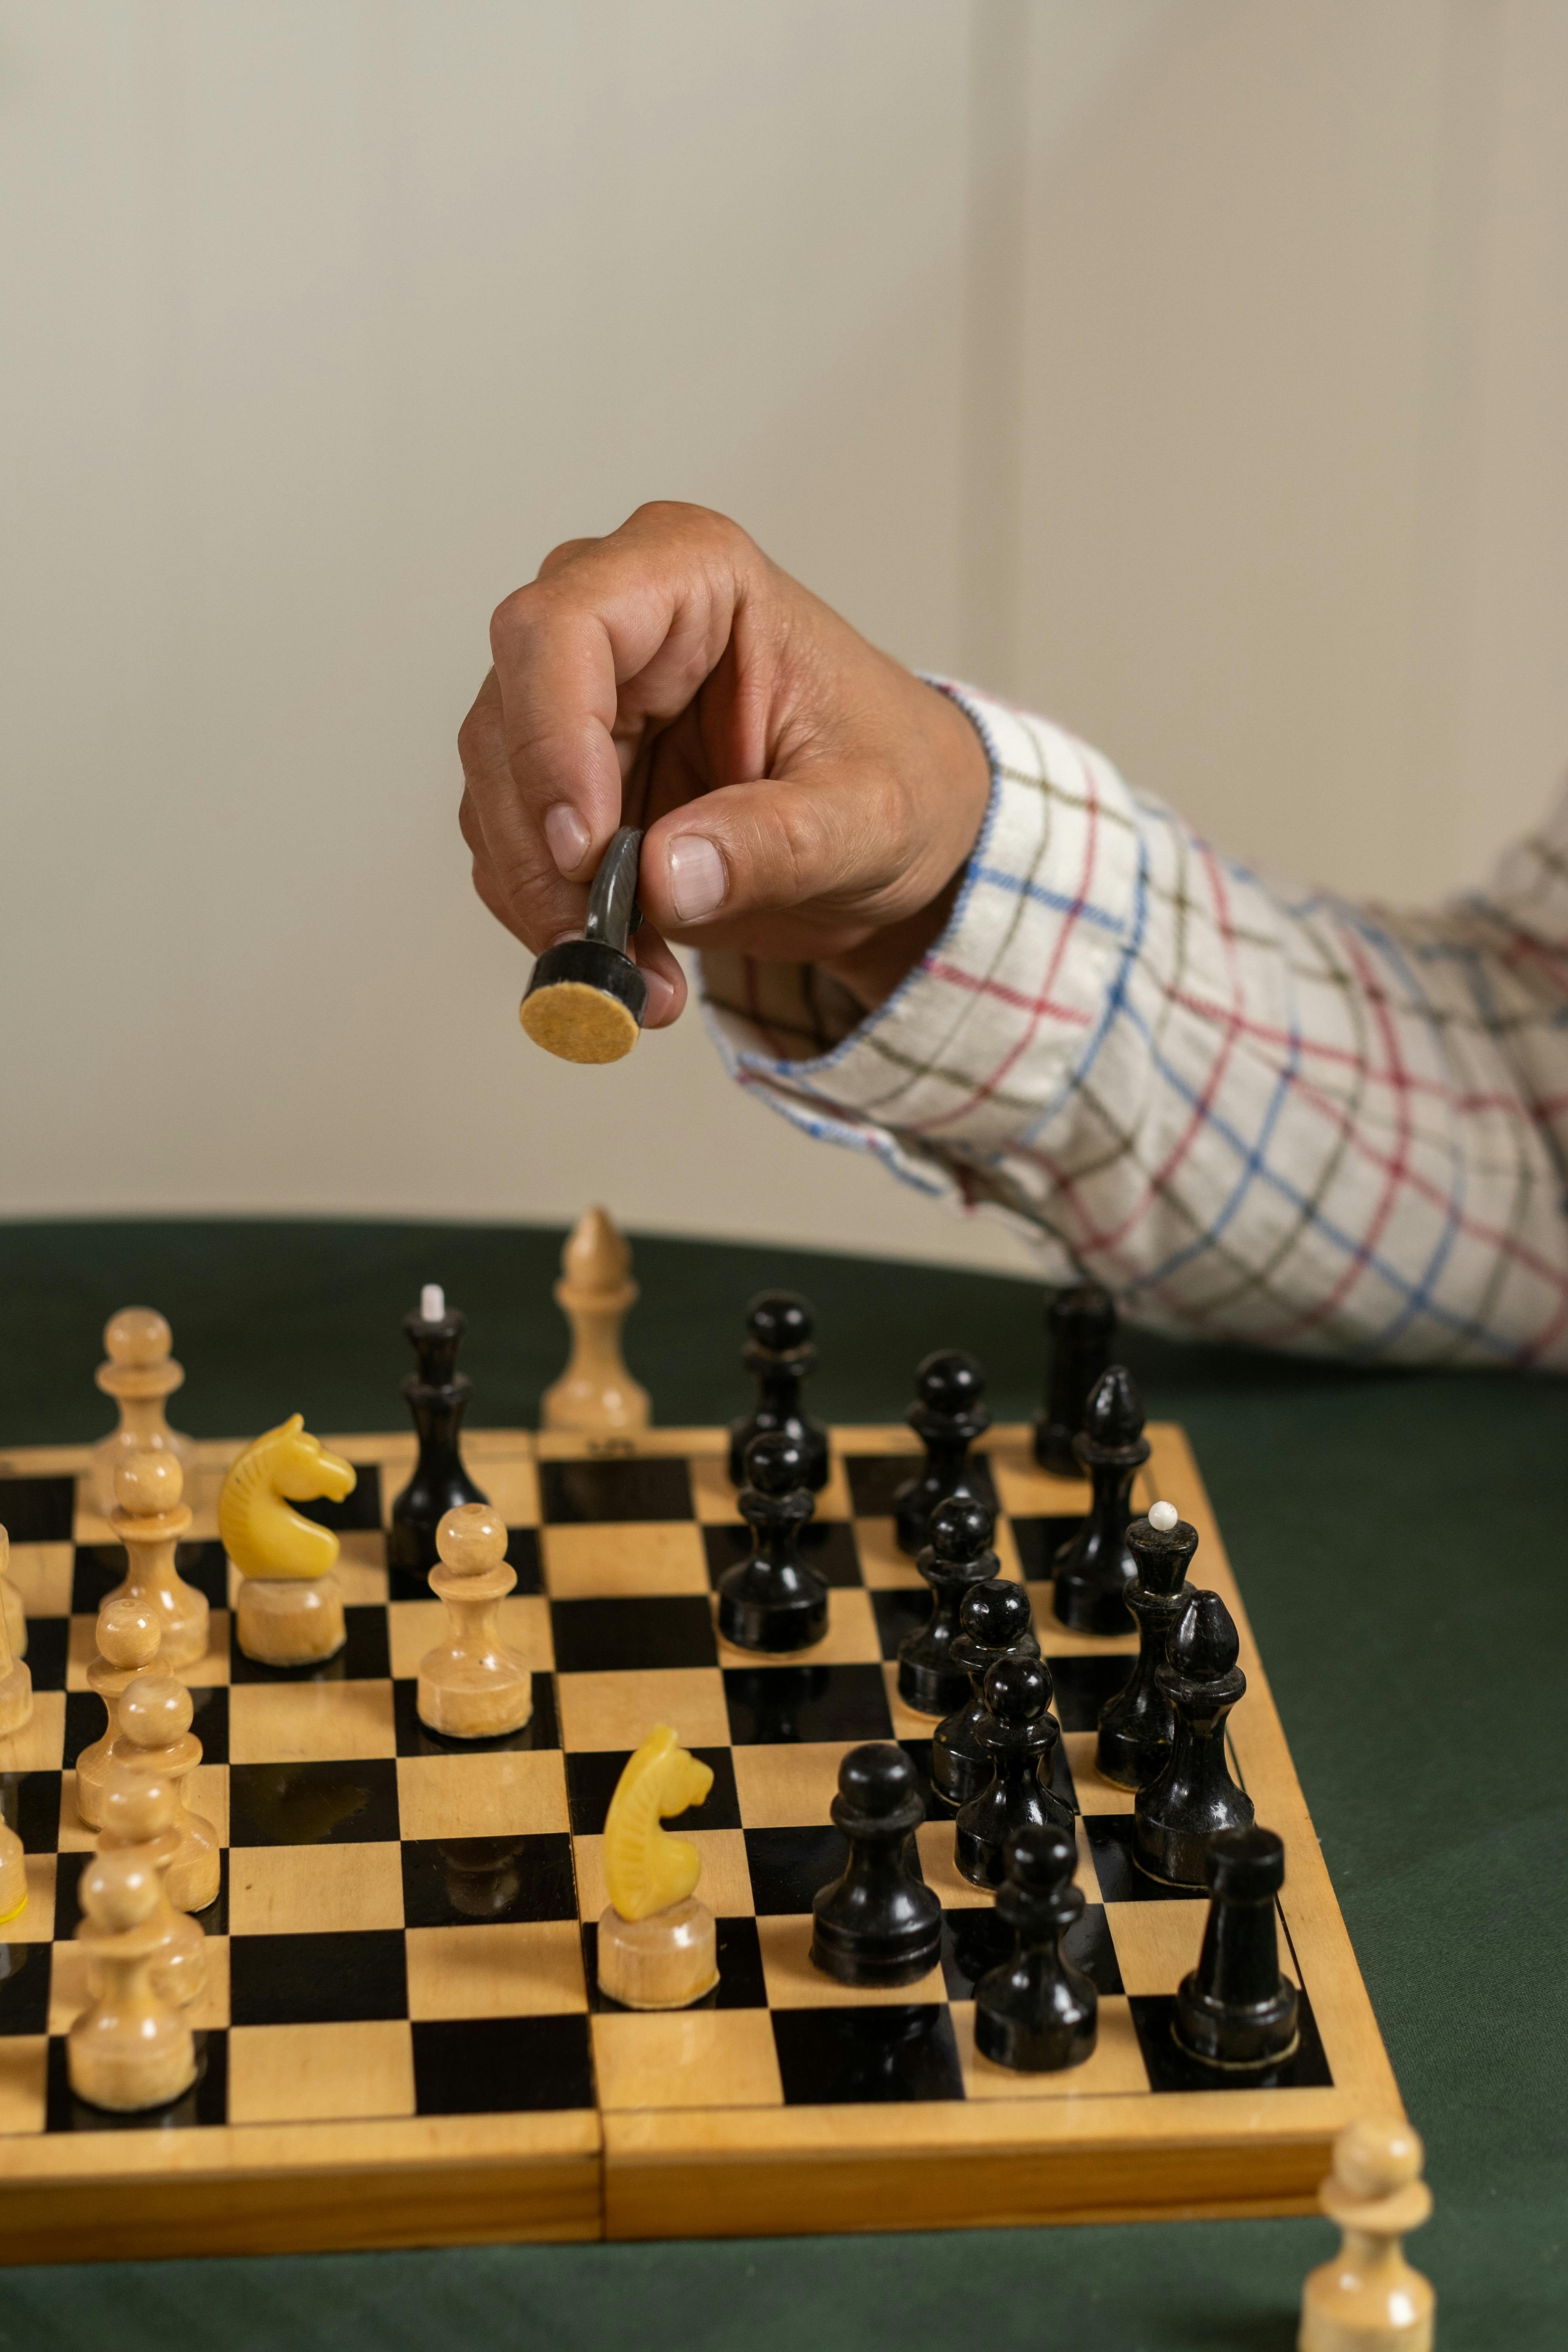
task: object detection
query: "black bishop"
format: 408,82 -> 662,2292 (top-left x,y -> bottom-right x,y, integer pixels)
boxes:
1051,1365 -> 1150,1634
1134,1588 -> 1254,1886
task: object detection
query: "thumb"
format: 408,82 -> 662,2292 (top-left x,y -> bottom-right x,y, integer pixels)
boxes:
639,771 -> 903,934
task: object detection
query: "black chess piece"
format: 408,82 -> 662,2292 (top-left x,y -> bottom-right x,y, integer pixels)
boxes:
1094,1507 -> 1199,1789
897,1497 -> 1000,1716
388,1295 -> 487,1575
1134,1589 -> 1254,1886
727,1291 -> 829,1490
1051,1365 -> 1150,1634
931,1579 -> 1040,1808
974,1826 -> 1097,2072
1173,1826 -> 1299,2068
893,1350 -> 990,1556
1033,1282 -> 1116,1475
716,1431 -> 829,1654
810,1743 -> 942,1987
954,1653 -> 1072,1889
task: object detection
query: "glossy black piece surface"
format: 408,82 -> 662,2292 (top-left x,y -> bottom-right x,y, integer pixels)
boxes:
931,1578 -> 1040,1807
974,1825 -> 1098,2072
1095,1510 -> 1200,1788
726,1290 -> 829,1489
1051,1365 -> 1151,1634
1173,1825 -> 1299,2067
893,1349 -> 992,1556
716,1431 -> 829,1654
1033,1282 -> 1116,1474
810,1743 -> 942,1986
1134,1589 -> 1254,1886
388,1300 -> 487,1576
897,1496 -> 1000,1716
954,1653 -> 1072,1888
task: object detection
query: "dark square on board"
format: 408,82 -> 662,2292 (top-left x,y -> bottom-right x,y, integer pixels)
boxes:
1131,1989 -> 1333,2094
743,1824 -> 850,1916
1008,1514 -> 1087,1581
869,1588 -> 931,1662
0,1942 -> 51,2037
18,1617 -> 68,1695
504,1526 -> 543,1593
0,1477 -> 74,1543
412,2014 -> 594,2115
10,1770 -> 61,1855
393,1673 -> 559,1759
1081,1814 -> 1207,1905
400,1832 -> 578,1928
724,1662 -> 893,1747
538,1457 -> 692,1526
1045,1652 -> 1136,1733
842,1454 -> 996,1521
292,1467 -> 382,1533
938,1900 -> 1123,2001
550,1595 -> 716,1676
700,1522 -> 863,1590
228,1757 -> 401,1849
772,2005 -> 965,2105
566,1746 -> 739,1837
44,2031 -> 227,2134
230,1606 -> 390,1685
229,1928 -> 408,2025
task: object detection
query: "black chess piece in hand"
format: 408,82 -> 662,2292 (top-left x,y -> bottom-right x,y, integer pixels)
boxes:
974,1826 -> 1097,2072
810,1744 -> 941,1987
727,1292 -> 829,1490
1051,1365 -> 1150,1634
1134,1589 -> 1254,1886
389,1291 -> 487,1575
717,1431 -> 829,1654
1095,1501 -> 1199,1789
931,1579 -> 1040,1808
897,1497 -> 1000,1716
1033,1283 -> 1116,1475
1173,1825 -> 1299,2068
893,1350 -> 990,1556
955,1653 -> 1072,1888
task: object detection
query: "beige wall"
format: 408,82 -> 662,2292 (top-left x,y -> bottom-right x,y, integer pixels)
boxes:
2,2 -> 1564,1275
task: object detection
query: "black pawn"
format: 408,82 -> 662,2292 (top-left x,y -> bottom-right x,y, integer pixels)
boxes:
1051,1365 -> 1150,1634
893,1349 -> 990,1556
1134,1589 -> 1254,1887
810,1743 -> 942,1987
931,1579 -> 1040,1808
1094,1508 -> 1199,1789
716,1431 -> 829,1655
727,1292 -> 829,1490
897,1497 -> 1000,1717
974,1826 -> 1097,2073
1033,1282 -> 1116,1475
1173,1826 -> 1299,2068
388,1294 -> 487,1575
954,1653 -> 1072,1889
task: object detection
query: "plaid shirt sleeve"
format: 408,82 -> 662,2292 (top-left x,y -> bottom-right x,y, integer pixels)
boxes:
699,682 -> 1568,1368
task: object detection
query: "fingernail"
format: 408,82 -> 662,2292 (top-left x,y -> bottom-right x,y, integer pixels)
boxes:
641,965 -> 677,1020
667,834 -> 726,923
544,803 -> 591,874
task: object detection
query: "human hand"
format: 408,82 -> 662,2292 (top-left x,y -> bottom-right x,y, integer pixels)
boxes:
458,503 -> 992,1028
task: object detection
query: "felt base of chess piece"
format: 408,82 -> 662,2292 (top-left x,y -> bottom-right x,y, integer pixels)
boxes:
1172,1826 -> 1298,2068
893,1350 -> 991,1557
68,1850 -> 196,2113
597,1896 -> 719,2009
75,1597 -> 163,1832
1300,2120 -> 1435,2352
416,1504 -> 533,1739
975,1826 -> 1097,2072
1033,1281 -> 1116,1476
727,1290 -> 829,1490
106,1451 -> 209,1672
520,825 -> 648,1063
955,1654 -> 1072,1889
897,1496 -> 1000,1716
1095,1504 -> 1199,1790
0,1820 -> 26,1925
236,1573 -> 346,1666
1135,1590 -> 1254,1888
811,1744 -> 941,1987
717,1432 -> 829,1655
389,1296 -> 488,1577
1051,1366 -> 1150,1635
931,1579 -> 1040,1809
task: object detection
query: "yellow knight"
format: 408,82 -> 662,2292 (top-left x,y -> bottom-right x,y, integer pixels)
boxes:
219,1415 -> 357,1666
597,1726 -> 718,2008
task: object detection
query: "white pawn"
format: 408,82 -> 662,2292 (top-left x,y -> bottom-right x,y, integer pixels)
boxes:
1300,2118 -> 1435,2352
416,1504 -> 532,1739
68,1848 -> 196,2113
541,1207 -> 650,1437
74,1596 -> 162,1830
0,1548 -> 32,1741
88,1767 -> 207,2009
0,1523 -> 26,1661
103,1672 -> 220,1913
105,1451 -> 209,1672
89,1306 -> 196,1518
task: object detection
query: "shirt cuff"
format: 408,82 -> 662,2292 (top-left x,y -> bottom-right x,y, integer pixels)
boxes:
697,680 -> 1144,1204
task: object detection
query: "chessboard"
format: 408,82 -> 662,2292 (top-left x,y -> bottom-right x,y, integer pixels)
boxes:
0,1417 -> 1400,2261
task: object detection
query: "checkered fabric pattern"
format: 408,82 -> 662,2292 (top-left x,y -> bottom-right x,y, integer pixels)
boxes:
701,684 -> 1568,1369
0,1428 -> 1332,2146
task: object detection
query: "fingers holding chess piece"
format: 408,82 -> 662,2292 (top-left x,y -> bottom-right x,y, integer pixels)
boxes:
974,1826 -> 1097,2073
90,1306 -> 196,1520
542,1209 -> 651,1438
0,1537 -> 33,1741
416,1504 -> 533,1739
74,1596 -> 161,1830
596,1727 -> 719,2009
1300,2119 -> 1435,2352
89,1769 -> 207,2010
221,1416 -> 355,1665
106,1451 -> 208,1672
105,1673 -> 220,1913
1,1524 -> 27,1663
67,1848 -> 196,2113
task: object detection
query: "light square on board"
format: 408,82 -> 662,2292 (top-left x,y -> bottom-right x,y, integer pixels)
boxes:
227,1841 -> 405,1937
4,1855 -> 55,1943
461,1451 -> 539,1529
913,1823 -> 992,1912
756,1913 -> 948,2010
395,1748 -> 568,1842
555,1667 -> 731,1754
713,1586 -> 881,1672
227,2020 -> 416,2125
405,1920 -> 587,2020
952,1996 -> 1151,2099
0,2038 -> 48,2135
543,1522 -> 710,1601
592,2007 -> 784,2111
0,1691 -> 64,1774
986,1445 -> 1091,1522
228,1680 -> 397,1765
849,1518 -> 917,1590
729,1742 -> 858,1831
5,1543 -> 74,1620
1061,1733 -> 1135,1816
573,1828 -> 754,1922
